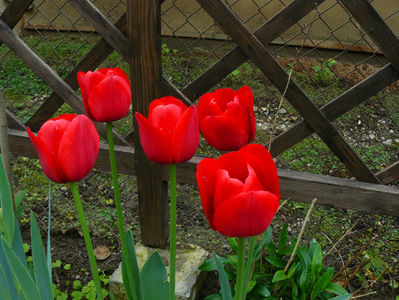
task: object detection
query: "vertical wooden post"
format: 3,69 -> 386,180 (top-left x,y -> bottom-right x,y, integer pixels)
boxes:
127,0 -> 169,248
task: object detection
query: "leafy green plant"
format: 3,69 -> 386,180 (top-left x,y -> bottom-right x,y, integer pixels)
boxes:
312,59 -> 336,85
200,225 -> 351,300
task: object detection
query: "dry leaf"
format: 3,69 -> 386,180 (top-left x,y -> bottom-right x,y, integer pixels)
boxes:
94,245 -> 111,260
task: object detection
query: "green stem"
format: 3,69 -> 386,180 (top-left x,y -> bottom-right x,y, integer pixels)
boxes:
70,182 -> 103,300
169,164 -> 177,300
235,237 -> 246,300
242,236 -> 257,299
106,122 -> 139,300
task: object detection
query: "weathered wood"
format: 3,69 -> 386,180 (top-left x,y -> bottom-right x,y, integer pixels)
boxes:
8,128 -> 399,217
270,64 -> 399,156
0,0 -> 33,47
7,128 -> 135,175
0,18 -> 127,145
26,14 -> 128,132
183,0 -> 324,100
196,0 -> 379,183
6,109 -> 25,130
376,161 -> 399,185
339,0 -> 399,73
128,0 -> 169,248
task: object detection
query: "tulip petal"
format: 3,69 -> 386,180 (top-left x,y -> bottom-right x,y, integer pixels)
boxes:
88,75 -> 131,122
240,144 -> 280,198
27,127 -> 66,183
77,71 -> 105,120
198,92 -> 225,119
149,96 -> 187,113
135,112 -> 173,164
236,86 -> 256,141
172,105 -> 199,163
200,116 -> 249,151
213,191 -> 279,237
148,103 -> 184,134
196,157 -> 218,228
213,169 -> 244,211
58,115 -> 99,182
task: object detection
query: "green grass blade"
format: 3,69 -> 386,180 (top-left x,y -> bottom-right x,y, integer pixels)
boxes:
1,235 -> 41,300
125,230 -> 143,300
0,154 -> 15,246
31,212 -> 53,299
141,252 -> 169,300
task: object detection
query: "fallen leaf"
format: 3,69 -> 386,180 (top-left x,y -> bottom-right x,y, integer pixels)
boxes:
94,245 -> 111,260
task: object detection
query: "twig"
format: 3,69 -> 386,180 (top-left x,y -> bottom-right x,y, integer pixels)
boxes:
276,198 -> 290,214
342,256 -> 369,288
283,197 -> 317,273
268,69 -> 292,151
273,198 -> 317,296
351,291 -> 377,299
332,237 -> 376,282
361,265 -> 389,292
326,218 -> 361,256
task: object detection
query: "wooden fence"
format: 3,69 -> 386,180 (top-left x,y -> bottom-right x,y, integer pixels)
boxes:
1,0 -> 399,247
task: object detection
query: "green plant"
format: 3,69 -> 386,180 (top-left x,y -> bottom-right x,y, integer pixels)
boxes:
201,225 -> 351,300
312,59 -> 336,85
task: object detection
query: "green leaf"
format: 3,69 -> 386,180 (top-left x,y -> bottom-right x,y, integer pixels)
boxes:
311,241 -> 322,283
141,252 -> 169,300
214,252 -> 233,300
325,282 -> 349,296
297,248 -> 311,271
0,264 -> 15,299
0,154 -> 15,246
31,212 -> 53,299
299,270 -> 310,296
253,285 -> 271,297
124,230 -> 143,300
204,294 -> 222,300
47,183 -> 52,280
228,238 -> 238,253
328,295 -> 351,300
266,256 -> 286,269
1,236 -> 41,300
310,268 -> 334,300
200,256 -> 227,272
272,270 -> 288,282
278,224 -> 289,255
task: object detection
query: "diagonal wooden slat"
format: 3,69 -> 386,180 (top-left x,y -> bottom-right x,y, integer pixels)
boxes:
0,0 -> 33,48
26,14 -> 127,131
270,64 -> 399,156
6,109 -> 25,130
0,18 -> 127,145
339,0 -> 399,73
376,161 -> 399,185
197,0 -> 380,183
183,0 -> 325,100
7,128 -> 399,216
69,0 -> 189,105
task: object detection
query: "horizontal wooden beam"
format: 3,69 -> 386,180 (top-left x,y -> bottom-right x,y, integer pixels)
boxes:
376,161 -> 399,185
7,128 -> 399,217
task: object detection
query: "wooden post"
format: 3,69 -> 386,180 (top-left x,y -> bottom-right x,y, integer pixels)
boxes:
127,0 -> 169,248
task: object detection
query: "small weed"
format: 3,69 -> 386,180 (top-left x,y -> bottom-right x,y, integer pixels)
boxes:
312,59 -> 337,85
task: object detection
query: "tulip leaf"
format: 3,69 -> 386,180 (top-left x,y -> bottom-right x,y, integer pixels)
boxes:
213,252 -> 233,300
47,183 -> 52,281
310,268 -> 334,300
12,215 -> 28,267
31,212 -> 53,300
141,252 -> 169,300
328,295 -> 352,300
200,256 -> 228,272
204,294 -> 222,300
122,257 -> 134,300
0,237 -> 22,299
1,235 -> 41,300
124,230 -> 143,300
325,282 -> 350,296
0,155 -> 15,246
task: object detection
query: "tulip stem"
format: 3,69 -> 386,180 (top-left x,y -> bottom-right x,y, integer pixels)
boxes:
106,122 -> 139,299
70,182 -> 103,300
169,163 -> 177,300
235,237 -> 246,300
242,236 -> 257,299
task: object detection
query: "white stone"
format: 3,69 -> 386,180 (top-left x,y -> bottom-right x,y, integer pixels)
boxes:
110,243 -> 209,300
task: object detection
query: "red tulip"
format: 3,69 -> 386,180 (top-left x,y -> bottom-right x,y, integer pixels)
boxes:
135,96 -> 199,164
198,86 -> 256,151
196,144 -> 280,237
27,114 -> 100,183
77,67 -> 131,122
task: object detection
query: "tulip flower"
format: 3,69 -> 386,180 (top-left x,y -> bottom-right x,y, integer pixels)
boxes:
196,143 -> 280,237
198,86 -> 256,151
77,67 -> 131,122
135,96 -> 200,164
27,114 -> 99,183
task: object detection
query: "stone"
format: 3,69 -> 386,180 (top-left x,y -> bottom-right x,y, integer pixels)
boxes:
110,243 -> 209,300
